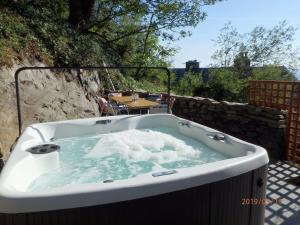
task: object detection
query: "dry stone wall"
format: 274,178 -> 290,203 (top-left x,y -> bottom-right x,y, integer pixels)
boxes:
172,96 -> 288,160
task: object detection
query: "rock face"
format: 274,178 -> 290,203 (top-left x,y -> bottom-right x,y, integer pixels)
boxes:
0,60 -> 101,159
172,95 -> 288,160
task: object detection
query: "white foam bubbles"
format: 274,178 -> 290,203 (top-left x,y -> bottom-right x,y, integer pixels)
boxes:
86,128 -> 202,164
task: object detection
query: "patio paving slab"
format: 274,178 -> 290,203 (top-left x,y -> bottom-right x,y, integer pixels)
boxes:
265,161 -> 300,225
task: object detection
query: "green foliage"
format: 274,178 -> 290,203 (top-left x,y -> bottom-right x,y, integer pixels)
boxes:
68,0 -> 223,71
1,0 -> 220,69
132,69 -> 173,93
0,8 -> 28,49
199,21 -> 299,102
211,22 -> 241,67
0,1 -> 179,92
233,52 -> 251,78
204,69 -> 248,101
84,0 -> 223,42
174,71 -> 203,96
15,2 -> 109,66
0,3 -> 109,66
251,66 -> 295,81
212,21 -> 300,69
173,67 -> 295,102
0,0 -> 226,93
0,7 -> 40,66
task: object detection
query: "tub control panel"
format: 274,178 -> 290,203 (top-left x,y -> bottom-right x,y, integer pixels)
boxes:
152,170 -> 178,177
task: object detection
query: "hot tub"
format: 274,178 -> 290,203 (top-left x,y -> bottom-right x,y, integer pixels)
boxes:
0,114 -> 268,225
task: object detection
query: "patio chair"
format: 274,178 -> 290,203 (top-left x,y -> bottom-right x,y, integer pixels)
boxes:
107,94 -> 129,115
98,97 -> 128,116
97,97 -> 109,116
146,93 -> 161,102
109,102 -> 129,115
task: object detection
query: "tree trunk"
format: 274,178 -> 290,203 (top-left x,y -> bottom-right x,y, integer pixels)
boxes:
68,0 -> 95,27
81,0 -> 95,23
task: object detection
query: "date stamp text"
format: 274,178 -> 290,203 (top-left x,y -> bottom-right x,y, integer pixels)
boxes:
241,198 -> 282,205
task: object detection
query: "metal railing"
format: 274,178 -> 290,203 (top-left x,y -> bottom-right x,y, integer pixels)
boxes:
14,66 -> 171,136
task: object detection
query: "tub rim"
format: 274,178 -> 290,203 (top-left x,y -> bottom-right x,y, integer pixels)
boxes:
0,114 -> 269,213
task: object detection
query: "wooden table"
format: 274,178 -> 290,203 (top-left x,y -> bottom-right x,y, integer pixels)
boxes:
111,96 -> 159,113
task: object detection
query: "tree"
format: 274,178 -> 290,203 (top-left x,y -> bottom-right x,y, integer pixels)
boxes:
212,21 -> 300,69
86,0 -> 223,77
251,66 -> 295,81
68,0 -> 95,27
207,69 -> 247,101
233,51 -> 251,77
85,0 -> 223,42
211,22 -> 242,67
64,0 -> 223,77
174,70 -> 203,96
2,0 -> 224,81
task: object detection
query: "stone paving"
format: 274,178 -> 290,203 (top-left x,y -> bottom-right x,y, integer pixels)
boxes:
265,161 -> 300,225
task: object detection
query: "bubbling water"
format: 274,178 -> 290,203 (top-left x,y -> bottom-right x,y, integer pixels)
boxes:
28,128 -> 228,191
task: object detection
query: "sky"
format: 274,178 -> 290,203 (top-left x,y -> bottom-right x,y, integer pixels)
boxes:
171,0 -> 300,68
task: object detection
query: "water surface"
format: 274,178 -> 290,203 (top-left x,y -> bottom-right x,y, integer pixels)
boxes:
29,128 -> 228,191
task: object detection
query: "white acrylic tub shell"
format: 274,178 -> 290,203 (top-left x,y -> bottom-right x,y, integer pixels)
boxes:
0,114 -> 269,213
